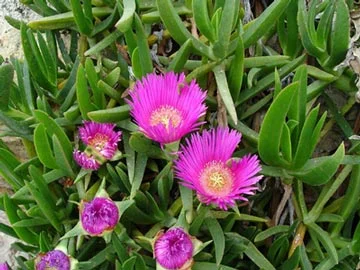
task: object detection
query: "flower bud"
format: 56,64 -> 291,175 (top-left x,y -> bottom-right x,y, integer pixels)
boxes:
80,197 -> 119,236
35,250 -> 70,270
154,228 -> 194,270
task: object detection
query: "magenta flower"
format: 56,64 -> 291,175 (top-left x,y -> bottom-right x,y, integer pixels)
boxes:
175,128 -> 263,210
0,263 -> 9,270
35,250 -> 70,270
127,72 -> 207,144
154,228 -> 194,270
80,197 -> 119,236
73,121 -> 122,170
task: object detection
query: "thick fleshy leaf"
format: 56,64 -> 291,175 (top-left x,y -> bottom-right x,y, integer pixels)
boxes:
258,82 -> 297,167
116,0 -> 136,32
243,0 -> 290,48
290,143 -> 345,185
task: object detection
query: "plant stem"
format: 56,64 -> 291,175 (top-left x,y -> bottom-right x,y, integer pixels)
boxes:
330,164 -> 360,236
304,165 -> 352,224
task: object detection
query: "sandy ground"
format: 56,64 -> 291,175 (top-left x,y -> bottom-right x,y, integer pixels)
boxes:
0,1 -> 38,266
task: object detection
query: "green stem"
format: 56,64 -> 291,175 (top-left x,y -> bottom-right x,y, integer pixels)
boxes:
168,196 -> 182,217
304,165 -> 352,224
330,165 -> 360,236
76,181 -> 86,200
293,179 -> 308,219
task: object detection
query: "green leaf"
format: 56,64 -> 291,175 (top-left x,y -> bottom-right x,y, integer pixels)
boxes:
243,0 -> 290,48
53,135 -> 75,178
192,262 -> 238,270
25,180 -> 63,232
13,217 -> 50,227
316,0 -> 335,51
192,0 -> 215,42
0,63 -> 14,110
307,222 -> 338,265
168,39 -> 192,73
130,153 -> 148,199
213,64 -> 238,124
3,194 -> 38,245
87,105 -> 130,122
116,0 -> 136,32
213,0 -> 238,58
281,123 -> 292,163
317,213 -> 344,223
20,23 -> 56,92
28,7 -> 112,30
322,0 -> 350,68
34,123 -> 58,169
133,14 -> 153,76
297,0 -> 326,57
258,83 -> 298,167
76,64 -> 96,120
0,149 -> 23,190
288,65 -> 307,133
228,29 -> 244,101
131,47 -> 142,79
112,233 -> 129,264
268,234 -> 289,266
85,30 -> 123,56
292,106 -> 321,169
238,54 -> 305,104
205,217 -> 225,266
129,133 -> 167,159
279,246 -> 300,270
156,0 -> 214,60
70,0 -> 93,35
291,143 -> 345,185
254,225 -> 289,242
34,110 -> 73,162
97,80 -> 122,102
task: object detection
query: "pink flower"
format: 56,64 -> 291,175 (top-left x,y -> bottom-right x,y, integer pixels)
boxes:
175,128 -> 263,210
154,228 -> 194,270
35,250 -> 70,270
127,72 -> 207,144
73,121 -> 121,170
80,197 -> 119,236
0,263 -> 9,270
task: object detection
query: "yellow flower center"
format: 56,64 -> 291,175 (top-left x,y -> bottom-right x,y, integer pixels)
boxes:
88,133 -> 108,150
200,161 -> 233,197
150,105 -> 182,129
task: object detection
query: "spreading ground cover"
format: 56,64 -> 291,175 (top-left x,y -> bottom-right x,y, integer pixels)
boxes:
0,0 -> 360,269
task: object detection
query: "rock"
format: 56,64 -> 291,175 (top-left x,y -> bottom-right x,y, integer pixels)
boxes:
0,0 -> 39,59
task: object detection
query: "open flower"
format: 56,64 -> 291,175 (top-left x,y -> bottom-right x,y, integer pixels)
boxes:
127,72 -> 207,144
35,250 -> 70,270
154,228 -> 194,270
0,263 -> 9,270
175,128 -> 263,210
73,121 -> 122,170
80,197 -> 119,236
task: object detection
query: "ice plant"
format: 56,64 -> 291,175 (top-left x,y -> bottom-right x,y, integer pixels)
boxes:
154,227 -> 194,270
80,197 -> 119,236
0,263 -> 8,270
127,72 -> 207,144
35,250 -> 70,270
175,128 -> 263,210
73,121 -> 121,170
